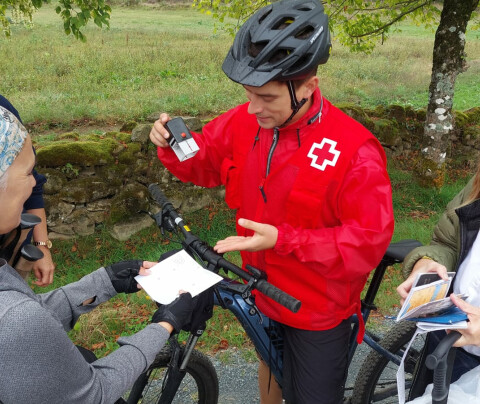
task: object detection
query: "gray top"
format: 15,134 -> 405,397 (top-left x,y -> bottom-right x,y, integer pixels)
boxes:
0,259 -> 170,404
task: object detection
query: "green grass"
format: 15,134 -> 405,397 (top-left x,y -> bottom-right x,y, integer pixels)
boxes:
1,4 -> 479,128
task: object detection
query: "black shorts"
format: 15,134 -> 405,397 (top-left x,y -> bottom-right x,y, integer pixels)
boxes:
281,318 -> 352,404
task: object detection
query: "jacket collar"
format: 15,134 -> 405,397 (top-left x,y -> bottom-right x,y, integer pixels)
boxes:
277,87 -> 327,133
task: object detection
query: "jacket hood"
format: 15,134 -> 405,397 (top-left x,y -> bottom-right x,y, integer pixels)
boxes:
0,259 -> 34,296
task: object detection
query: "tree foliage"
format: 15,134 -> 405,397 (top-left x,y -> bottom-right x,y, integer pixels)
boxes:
193,1 -> 478,52
1,0 -> 111,41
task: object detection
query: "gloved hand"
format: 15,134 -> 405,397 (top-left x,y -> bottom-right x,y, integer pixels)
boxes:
152,292 -> 194,333
105,260 -> 143,294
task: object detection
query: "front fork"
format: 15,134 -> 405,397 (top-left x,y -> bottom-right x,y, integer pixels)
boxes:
157,331 -> 204,404
126,331 -> 203,404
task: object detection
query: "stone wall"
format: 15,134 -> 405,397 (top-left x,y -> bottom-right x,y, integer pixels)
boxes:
36,117 -> 223,241
34,106 -> 480,240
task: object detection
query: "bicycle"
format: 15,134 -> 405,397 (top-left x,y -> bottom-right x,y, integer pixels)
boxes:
0,195 -> 460,404
120,183 -> 429,404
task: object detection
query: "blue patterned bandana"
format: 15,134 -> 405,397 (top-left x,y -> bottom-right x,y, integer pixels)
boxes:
0,106 -> 28,178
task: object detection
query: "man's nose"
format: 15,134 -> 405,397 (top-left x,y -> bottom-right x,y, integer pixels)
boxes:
248,99 -> 263,115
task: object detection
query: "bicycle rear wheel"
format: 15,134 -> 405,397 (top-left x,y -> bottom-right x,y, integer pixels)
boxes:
125,346 -> 219,404
351,321 -> 425,404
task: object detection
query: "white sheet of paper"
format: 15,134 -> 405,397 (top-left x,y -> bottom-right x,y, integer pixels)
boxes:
135,249 -> 223,304
416,320 -> 468,332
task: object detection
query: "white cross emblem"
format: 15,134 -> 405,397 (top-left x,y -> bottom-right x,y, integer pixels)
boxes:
307,138 -> 341,171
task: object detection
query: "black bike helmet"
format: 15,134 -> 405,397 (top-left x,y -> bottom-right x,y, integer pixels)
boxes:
222,0 -> 331,87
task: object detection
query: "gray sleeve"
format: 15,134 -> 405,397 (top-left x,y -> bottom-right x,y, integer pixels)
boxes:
37,267 -> 117,331
0,300 -> 170,404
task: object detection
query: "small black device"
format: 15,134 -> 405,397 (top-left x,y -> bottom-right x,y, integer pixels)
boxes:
165,117 -> 199,161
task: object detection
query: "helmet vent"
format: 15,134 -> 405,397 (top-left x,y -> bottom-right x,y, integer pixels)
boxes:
269,49 -> 290,64
248,41 -> 268,57
295,26 -> 315,40
289,54 -> 312,72
272,18 -> 295,30
258,9 -> 272,24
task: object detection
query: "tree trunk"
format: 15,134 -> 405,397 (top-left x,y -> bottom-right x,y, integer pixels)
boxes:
415,0 -> 479,188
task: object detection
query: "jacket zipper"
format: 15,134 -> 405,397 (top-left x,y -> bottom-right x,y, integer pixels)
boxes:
259,128 -> 279,203
266,128 -> 279,177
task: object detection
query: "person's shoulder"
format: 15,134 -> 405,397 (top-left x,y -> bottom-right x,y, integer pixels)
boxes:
1,294 -> 59,333
0,94 -> 22,122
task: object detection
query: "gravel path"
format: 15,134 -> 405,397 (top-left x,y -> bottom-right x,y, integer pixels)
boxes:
210,319 -> 398,403
210,342 -> 372,403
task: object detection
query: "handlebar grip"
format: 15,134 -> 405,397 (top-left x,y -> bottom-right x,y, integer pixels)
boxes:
426,331 -> 462,370
256,279 -> 301,313
148,183 -> 171,206
426,331 -> 461,404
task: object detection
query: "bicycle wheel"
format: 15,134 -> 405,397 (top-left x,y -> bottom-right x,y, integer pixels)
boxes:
351,321 -> 425,404
125,346 -> 219,404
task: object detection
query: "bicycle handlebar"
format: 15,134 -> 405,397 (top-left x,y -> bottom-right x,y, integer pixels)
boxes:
426,330 -> 462,404
425,331 -> 462,370
148,183 -> 301,313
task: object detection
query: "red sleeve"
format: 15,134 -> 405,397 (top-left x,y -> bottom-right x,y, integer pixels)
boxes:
274,139 -> 394,280
156,107 -> 242,188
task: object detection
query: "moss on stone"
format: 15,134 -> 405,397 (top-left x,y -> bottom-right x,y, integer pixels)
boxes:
464,125 -> 480,141
372,119 -> 400,146
336,103 -> 369,124
36,140 -> 117,167
56,132 -> 80,141
107,184 -> 149,224
117,143 -> 142,164
59,177 -> 118,204
412,157 -> 446,189
454,110 -> 470,129
385,105 -> 408,123
415,109 -> 427,122
464,107 -> 480,125
120,121 -> 138,133
103,131 -> 131,143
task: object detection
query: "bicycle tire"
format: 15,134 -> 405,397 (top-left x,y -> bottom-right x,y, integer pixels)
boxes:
125,346 -> 219,404
351,321 -> 425,404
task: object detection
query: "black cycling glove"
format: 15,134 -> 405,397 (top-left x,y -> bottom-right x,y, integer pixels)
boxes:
152,293 -> 194,333
105,260 -> 143,294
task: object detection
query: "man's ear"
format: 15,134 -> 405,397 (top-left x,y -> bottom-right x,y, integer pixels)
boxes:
302,76 -> 319,99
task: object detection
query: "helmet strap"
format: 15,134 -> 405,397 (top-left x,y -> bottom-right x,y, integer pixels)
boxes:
278,80 -> 308,128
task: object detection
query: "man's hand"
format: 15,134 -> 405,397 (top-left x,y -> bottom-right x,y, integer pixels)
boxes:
105,260 -> 154,294
397,258 -> 448,304
213,218 -> 278,253
152,292 -> 194,333
32,248 -> 55,287
451,294 -> 480,348
149,113 -> 172,148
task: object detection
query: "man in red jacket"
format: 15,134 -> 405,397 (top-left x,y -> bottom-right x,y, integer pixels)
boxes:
150,1 -> 394,403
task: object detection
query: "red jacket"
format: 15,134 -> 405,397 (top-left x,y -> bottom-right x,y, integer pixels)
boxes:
157,89 -> 394,334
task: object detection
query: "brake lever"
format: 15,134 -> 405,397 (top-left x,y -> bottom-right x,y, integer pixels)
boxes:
240,268 -> 265,322
138,209 -> 175,233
